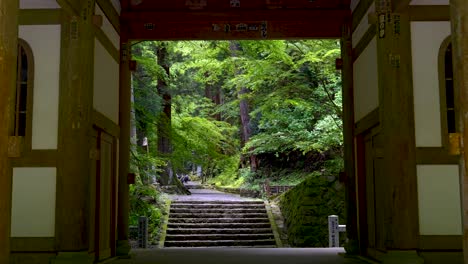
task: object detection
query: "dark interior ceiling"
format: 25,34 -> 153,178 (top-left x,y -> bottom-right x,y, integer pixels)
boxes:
120,0 -> 351,40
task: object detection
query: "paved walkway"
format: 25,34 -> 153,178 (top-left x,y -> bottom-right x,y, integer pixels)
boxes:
112,248 -> 369,264
169,181 -> 259,202
113,182 -> 369,264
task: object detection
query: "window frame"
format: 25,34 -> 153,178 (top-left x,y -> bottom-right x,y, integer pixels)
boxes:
12,38 -> 35,151
438,36 -> 458,150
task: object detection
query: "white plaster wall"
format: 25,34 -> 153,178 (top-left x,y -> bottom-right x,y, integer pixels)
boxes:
94,40 -> 120,124
410,0 -> 449,5
417,165 -> 462,235
411,22 -> 451,147
19,25 -> 61,150
352,3 -> 375,48
95,4 -> 120,50
11,168 -> 56,237
353,37 -> 379,122
20,0 -> 60,9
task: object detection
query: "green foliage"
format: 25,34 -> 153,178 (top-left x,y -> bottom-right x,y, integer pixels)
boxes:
132,39 -> 344,189
207,154 -> 244,188
128,184 -> 168,243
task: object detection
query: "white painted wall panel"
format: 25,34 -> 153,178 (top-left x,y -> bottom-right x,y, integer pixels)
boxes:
353,37 -> 379,122
417,165 -> 462,235
352,3 -> 375,48
95,4 -> 120,50
94,40 -> 120,124
20,0 -> 60,9
11,168 -> 56,237
410,0 -> 449,5
412,22 -> 451,147
19,25 -> 61,150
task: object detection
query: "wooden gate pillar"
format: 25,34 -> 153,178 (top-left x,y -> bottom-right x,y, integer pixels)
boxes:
116,36 -> 131,256
54,1 -> 95,262
376,6 -> 421,260
450,1 -> 468,263
341,22 -> 359,254
0,1 -> 18,263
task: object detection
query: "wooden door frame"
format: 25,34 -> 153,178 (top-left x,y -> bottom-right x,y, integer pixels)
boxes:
93,128 -> 118,261
356,125 -> 386,259
94,128 -> 102,262
356,133 -> 368,255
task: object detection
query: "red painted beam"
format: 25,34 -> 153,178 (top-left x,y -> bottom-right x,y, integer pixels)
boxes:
121,9 -> 350,22
124,19 -> 345,40
123,0 -> 346,11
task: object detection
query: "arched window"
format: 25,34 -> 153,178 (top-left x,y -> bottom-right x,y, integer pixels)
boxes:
13,39 -> 34,144
439,37 -> 457,149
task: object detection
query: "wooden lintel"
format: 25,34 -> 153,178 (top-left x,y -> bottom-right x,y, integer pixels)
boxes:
121,9 -> 350,23
124,0 -> 347,11
10,237 -> 56,252
125,20 -> 345,40
19,9 -> 62,25
392,0 -> 411,12
416,147 -> 459,164
409,5 -> 450,21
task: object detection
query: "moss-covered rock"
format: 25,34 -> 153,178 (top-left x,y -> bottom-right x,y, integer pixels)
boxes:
279,173 -> 346,247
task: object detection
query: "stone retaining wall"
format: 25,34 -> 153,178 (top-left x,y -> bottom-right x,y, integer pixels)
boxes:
278,174 -> 346,247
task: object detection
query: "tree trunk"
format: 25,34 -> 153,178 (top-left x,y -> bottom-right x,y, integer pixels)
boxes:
230,41 -> 258,171
205,83 -> 222,121
156,42 -> 174,185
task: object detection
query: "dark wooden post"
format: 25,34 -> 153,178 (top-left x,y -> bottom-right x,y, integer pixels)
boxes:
0,0 -> 18,262
340,22 -> 359,253
377,7 -> 420,251
450,1 -> 468,262
56,0 -> 95,257
117,37 -> 131,255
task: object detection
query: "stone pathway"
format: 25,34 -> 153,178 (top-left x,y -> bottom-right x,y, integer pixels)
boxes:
111,182 -> 369,264
165,182 -> 276,247
112,248 -> 369,264
169,181 -> 260,202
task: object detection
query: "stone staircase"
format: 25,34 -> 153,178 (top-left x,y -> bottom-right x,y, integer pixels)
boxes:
164,200 -> 277,247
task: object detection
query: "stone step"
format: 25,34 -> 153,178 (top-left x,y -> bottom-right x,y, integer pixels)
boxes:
171,204 -> 265,209
171,200 -> 264,205
170,208 -> 267,214
169,217 -> 270,224
166,228 -> 273,235
164,239 -> 277,247
169,213 -> 268,219
167,222 -> 272,229
165,233 -> 275,241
